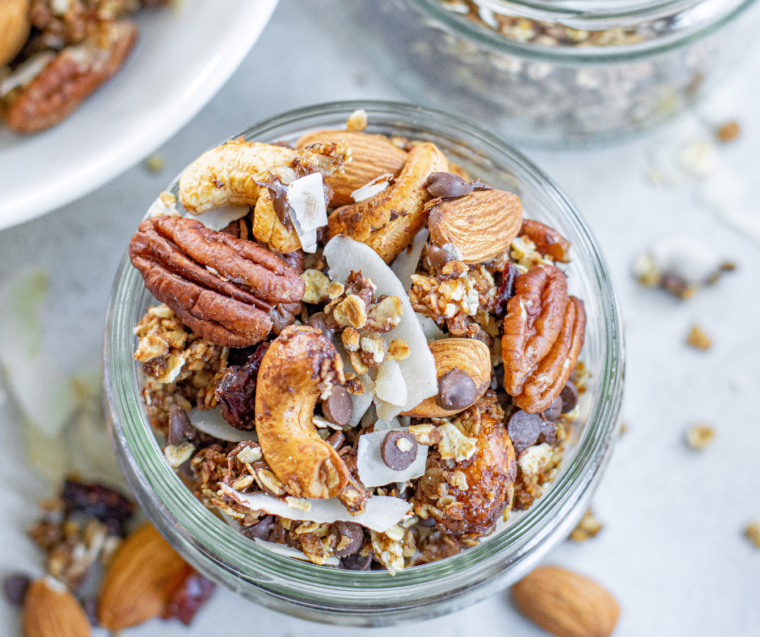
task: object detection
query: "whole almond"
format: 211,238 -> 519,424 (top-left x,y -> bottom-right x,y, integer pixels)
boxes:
98,522 -> 192,630
23,577 -> 91,637
296,130 -> 407,206
429,189 -> 523,264
512,566 -> 620,637
402,338 -> 491,418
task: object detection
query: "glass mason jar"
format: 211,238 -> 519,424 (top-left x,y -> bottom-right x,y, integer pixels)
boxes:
104,101 -> 625,626
343,0 -> 760,147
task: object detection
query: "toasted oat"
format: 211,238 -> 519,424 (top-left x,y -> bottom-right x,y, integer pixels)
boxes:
745,521 -> 760,548
301,269 -> 331,304
685,424 -> 715,450
687,325 -> 711,350
716,121 -> 740,142
570,509 -> 603,542
387,338 -> 411,361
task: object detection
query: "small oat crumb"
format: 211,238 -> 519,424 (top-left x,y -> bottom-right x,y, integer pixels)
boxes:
570,509 -> 603,542
716,121 -> 740,142
346,109 -> 368,131
145,155 -> 165,173
619,422 -> 628,435
744,521 -> 760,548
387,338 -> 411,361
687,325 -> 711,350
686,424 -> 715,450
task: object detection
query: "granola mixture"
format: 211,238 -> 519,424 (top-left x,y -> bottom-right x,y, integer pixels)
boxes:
0,0 -> 171,133
127,111 -> 588,574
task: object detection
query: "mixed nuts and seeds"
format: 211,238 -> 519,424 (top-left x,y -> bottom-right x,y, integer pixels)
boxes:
127,110 -> 588,573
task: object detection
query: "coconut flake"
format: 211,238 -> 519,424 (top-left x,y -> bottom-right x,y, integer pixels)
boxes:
373,418 -> 401,432
325,237 -> 437,419
288,173 -> 328,232
348,379 -> 375,427
416,313 -> 446,341
220,484 -> 411,533
189,408 -> 254,443
253,538 -> 340,566
0,53 -> 56,98
374,359 -> 407,407
195,205 -> 249,232
351,173 -> 393,203
356,429 -> 427,487
391,229 -> 428,292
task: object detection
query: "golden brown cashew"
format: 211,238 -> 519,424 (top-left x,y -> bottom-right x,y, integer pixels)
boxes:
255,326 -> 350,499
0,0 -> 30,67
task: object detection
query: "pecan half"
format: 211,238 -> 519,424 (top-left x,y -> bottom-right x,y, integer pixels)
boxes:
5,20 -> 138,133
514,297 -> 586,413
501,265 -> 568,396
328,142 -> 449,263
255,326 -> 350,499
520,219 -> 571,263
129,217 -> 305,348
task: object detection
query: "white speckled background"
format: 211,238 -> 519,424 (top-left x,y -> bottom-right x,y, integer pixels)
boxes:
1,1 -> 759,635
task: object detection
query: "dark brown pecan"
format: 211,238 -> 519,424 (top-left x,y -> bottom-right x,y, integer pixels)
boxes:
520,219 -> 571,263
129,217 -> 305,348
501,265 -> 568,396
6,20 -> 138,133
514,296 -> 586,413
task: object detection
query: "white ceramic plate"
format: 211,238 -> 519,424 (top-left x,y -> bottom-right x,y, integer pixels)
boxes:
0,0 -> 279,230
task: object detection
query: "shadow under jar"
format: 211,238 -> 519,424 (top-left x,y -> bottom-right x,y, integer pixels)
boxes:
104,101 -> 624,626
343,0 -> 760,147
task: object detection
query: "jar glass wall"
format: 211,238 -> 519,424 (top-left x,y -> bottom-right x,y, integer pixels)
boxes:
104,101 -> 624,626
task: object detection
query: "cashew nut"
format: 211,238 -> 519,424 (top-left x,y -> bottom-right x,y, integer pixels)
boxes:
252,187 -> 301,253
178,139 -> 350,214
0,0 -> 30,68
328,142 -> 449,263
255,325 -> 350,499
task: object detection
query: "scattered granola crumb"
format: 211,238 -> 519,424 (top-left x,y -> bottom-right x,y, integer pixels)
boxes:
619,422 -> 628,435
745,521 -> 760,548
716,121 -> 740,143
687,325 -> 711,350
569,509 -> 603,542
685,424 -> 715,450
145,155 -> 165,173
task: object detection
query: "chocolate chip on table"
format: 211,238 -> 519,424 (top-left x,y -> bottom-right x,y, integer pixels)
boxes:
542,396 -> 563,422
326,430 -> 345,450
507,410 -> 543,453
425,172 -> 472,199
240,515 -> 275,541
62,479 -> 135,536
380,431 -> 418,471
494,263 -> 520,319
340,550 -> 373,571
333,521 -> 364,557
168,404 -> 197,446
560,381 -> 579,413
427,244 -> 454,271
436,368 -> 478,411
323,386 -> 353,426
3,573 -> 31,606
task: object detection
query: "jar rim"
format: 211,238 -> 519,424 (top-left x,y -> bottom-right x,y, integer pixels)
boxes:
104,100 -> 624,621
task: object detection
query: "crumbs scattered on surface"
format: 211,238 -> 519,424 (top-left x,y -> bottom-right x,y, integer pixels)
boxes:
569,509 -> 603,542
685,424 -> 715,450
744,522 -> 760,548
686,325 -> 711,351
716,121 -> 740,143
145,155 -> 165,173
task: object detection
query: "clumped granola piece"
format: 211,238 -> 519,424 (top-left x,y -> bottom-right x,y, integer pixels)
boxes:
686,324 -> 711,350
569,509 -> 603,542
685,424 -> 715,450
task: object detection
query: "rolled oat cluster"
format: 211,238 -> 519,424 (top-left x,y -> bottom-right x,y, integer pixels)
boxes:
129,111 -> 587,574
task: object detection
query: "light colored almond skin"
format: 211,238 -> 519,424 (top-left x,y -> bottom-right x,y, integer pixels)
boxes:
403,338 -> 491,418
23,578 -> 91,637
98,523 -> 192,630
296,130 -> 407,206
429,189 -> 523,264
0,0 -> 30,67
512,566 -> 620,637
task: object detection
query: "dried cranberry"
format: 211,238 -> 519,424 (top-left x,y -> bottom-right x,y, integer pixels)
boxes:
494,264 -> 520,319
163,571 -> 215,626
62,480 -> 135,537
216,342 -> 270,430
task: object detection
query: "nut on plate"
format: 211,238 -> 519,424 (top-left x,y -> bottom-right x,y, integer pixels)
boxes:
328,142 -> 449,263
296,130 -> 408,206
23,577 -> 91,637
255,326 -> 351,499
403,338 -> 491,418
512,566 -> 620,637
0,0 -> 30,68
428,189 -> 523,264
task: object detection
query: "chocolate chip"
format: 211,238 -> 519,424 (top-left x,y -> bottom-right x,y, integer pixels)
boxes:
333,521 -> 364,557
62,480 -> 135,536
436,368 -> 478,411
560,381 -> 579,413
539,420 -> 558,446
326,430 -> 345,450
380,431 -> 418,471
340,551 -> 373,571
3,573 -> 31,606
307,311 -> 336,339
427,244 -> 454,271
168,404 -> 196,446
494,263 -> 520,319
323,386 -> 353,426
82,597 -> 99,627
542,396 -> 563,422
425,172 -> 472,199
507,410 -> 543,453
240,515 -> 275,541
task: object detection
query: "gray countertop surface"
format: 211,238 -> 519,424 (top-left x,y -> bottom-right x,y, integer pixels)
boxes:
1,0 -> 759,635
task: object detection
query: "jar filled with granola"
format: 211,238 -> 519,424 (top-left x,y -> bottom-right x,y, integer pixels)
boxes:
104,101 -> 624,624
344,0 -> 760,146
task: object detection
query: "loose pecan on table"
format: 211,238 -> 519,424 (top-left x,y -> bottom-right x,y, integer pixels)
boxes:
129,216 -> 305,348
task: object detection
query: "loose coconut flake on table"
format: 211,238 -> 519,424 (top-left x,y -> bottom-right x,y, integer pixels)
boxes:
188,408 -> 254,443
357,429 -> 427,487
220,484 -> 411,533
325,237 -> 438,420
